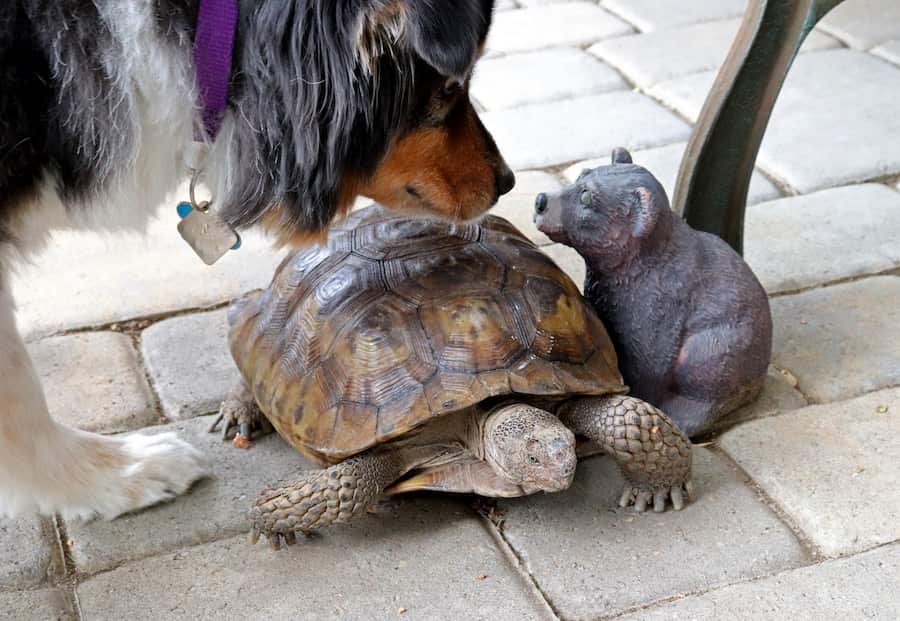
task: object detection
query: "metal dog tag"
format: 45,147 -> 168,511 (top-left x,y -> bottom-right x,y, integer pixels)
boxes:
176,202 -> 241,265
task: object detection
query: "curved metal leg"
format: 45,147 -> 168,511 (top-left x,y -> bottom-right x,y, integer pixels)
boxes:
672,0 -> 846,254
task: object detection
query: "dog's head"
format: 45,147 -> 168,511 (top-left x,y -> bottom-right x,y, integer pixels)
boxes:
226,0 -> 513,245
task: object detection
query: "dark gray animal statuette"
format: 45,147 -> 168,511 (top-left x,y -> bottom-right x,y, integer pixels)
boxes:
533,148 -> 772,437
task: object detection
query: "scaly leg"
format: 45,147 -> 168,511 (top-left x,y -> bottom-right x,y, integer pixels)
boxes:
559,395 -> 693,512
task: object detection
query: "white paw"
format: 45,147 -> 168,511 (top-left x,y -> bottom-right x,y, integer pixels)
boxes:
74,432 -> 211,521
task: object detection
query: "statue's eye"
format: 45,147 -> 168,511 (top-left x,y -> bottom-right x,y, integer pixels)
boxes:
580,190 -> 592,206
528,455 -> 540,464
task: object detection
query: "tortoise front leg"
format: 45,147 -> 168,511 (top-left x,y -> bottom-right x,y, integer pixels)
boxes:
558,395 -> 694,512
249,447 -> 426,549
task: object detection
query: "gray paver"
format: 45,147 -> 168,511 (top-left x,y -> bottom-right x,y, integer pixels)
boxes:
66,414 -> 313,575
562,141 -> 781,206
873,39 -> 900,65
618,543 -> 900,620
141,308 -> 240,420
819,0 -> 900,49
0,518 -> 53,590
600,0 -> 747,32
487,3 -> 632,55
542,243 -> 586,291
770,276 -> 900,404
0,589 -> 75,621
472,48 -> 627,111
76,502 -> 552,621
28,332 -> 157,433
11,207 -> 285,340
744,184 -> 900,294
489,171 -> 562,246
482,91 -> 690,170
720,388 -> 900,557
650,50 -> 900,193
591,18 -> 837,88
497,449 -> 806,620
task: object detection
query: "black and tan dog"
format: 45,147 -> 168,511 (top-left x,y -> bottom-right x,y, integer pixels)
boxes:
0,1 -> 512,520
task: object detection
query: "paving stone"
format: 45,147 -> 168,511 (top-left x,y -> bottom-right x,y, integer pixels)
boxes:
11,207 -> 286,341
590,18 -> 838,88
497,449 -> 805,620
744,184 -> 900,294
819,0 -> 900,49
541,244 -> 586,291
486,3 -> 633,56
0,518 -> 53,589
495,0 -> 518,9
28,332 -> 157,434
472,48 -> 627,111
76,504 -> 552,621
650,50 -> 900,193
600,0 -> 747,32
65,415 -> 314,575
489,171 -> 562,246
141,308 -> 240,420
482,91 -> 690,170
770,276 -> 900,404
0,589 -> 76,621
719,388 -> 900,557
873,39 -> 900,65
617,543 -> 900,620
563,142 -> 781,206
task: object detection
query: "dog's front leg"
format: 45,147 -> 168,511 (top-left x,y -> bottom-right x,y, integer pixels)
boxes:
0,279 -> 209,520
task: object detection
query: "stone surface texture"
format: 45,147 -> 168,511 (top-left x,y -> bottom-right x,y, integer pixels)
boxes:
8,4 -> 900,618
29,332 -> 157,433
770,276 -> 900,404
720,388 -> 900,558
141,308 -> 241,420
497,449 -> 806,620
482,91 -> 690,170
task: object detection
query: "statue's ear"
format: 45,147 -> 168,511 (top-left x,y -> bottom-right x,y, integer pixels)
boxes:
611,147 -> 633,164
631,187 -> 659,239
361,0 -> 492,80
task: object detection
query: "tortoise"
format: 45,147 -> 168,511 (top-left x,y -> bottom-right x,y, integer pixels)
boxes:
214,204 -> 693,547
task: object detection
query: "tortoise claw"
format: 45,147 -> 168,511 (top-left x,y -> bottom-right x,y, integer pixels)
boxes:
618,480 -> 694,513
208,412 -> 225,434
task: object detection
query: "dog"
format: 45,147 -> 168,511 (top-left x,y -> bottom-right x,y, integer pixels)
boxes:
0,0 -> 513,520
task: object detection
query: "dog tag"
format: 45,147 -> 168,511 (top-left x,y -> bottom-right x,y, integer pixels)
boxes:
176,202 -> 241,265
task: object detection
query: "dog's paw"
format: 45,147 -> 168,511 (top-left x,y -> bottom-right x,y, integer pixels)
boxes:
64,432 -> 211,521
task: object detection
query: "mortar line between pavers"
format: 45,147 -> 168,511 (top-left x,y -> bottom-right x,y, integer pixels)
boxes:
595,2 -> 646,34
767,266 -> 900,300
50,515 -> 85,621
474,507 -> 563,621
128,330 -> 168,425
706,444 -> 822,562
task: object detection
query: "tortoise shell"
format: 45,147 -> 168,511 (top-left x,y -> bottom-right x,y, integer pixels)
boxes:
228,205 -> 625,463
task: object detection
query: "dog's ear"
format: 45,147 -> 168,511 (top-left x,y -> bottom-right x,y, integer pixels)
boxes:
361,0 -> 493,80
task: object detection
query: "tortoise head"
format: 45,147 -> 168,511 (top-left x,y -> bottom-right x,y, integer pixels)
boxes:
484,404 -> 576,493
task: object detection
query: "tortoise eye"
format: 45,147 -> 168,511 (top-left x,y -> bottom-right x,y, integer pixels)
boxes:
528,455 -> 540,464
580,190 -> 592,206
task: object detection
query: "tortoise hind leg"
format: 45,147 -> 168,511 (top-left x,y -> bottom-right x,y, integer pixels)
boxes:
558,395 -> 694,512
209,378 -> 272,448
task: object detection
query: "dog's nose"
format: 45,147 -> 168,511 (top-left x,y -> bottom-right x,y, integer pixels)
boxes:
496,167 -> 516,197
535,193 -> 548,214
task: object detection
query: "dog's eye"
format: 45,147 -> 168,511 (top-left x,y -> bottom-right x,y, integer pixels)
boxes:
580,190 -> 592,206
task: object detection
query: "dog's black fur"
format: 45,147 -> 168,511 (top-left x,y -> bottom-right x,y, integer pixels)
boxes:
0,0 -> 505,243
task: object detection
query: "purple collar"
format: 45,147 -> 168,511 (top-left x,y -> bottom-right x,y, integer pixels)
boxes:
193,0 -> 238,140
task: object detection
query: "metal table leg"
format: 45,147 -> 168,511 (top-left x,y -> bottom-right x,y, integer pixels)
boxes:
671,0 -> 846,254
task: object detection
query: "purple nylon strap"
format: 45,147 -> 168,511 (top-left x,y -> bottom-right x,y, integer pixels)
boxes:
193,0 -> 238,140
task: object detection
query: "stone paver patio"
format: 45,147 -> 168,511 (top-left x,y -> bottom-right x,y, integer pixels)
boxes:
5,1 -> 900,619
